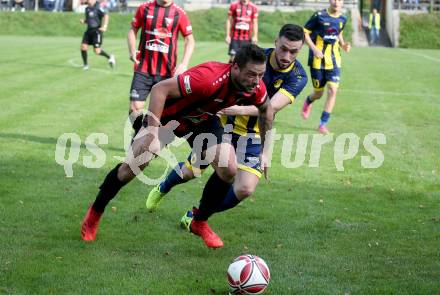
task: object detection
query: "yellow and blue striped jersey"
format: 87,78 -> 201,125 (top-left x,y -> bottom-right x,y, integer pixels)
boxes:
221,48 -> 308,137
304,9 -> 347,70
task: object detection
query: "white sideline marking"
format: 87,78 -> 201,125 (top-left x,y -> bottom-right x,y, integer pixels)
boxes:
398,49 -> 440,63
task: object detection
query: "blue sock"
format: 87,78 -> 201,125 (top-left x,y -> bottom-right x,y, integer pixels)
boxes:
159,162 -> 187,193
216,187 -> 241,213
320,111 -> 331,126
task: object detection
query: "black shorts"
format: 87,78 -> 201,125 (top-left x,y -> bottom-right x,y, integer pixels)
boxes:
185,116 -> 225,171
228,39 -> 251,56
130,72 -> 167,101
82,29 -> 103,48
183,116 -> 224,149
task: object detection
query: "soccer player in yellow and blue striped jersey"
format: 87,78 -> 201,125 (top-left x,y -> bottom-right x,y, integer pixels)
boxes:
301,0 -> 351,134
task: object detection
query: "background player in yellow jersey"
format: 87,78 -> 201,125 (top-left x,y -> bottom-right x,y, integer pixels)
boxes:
146,24 -> 308,247
301,0 -> 350,134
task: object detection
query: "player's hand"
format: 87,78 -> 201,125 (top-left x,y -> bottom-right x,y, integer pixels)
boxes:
251,36 -> 258,44
129,51 -> 140,65
342,42 -> 351,53
99,25 -> 107,32
260,152 -> 270,181
173,63 -> 187,76
217,105 -> 242,116
225,36 -> 231,45
313,48 -> 324,58
142,126 -> 161,156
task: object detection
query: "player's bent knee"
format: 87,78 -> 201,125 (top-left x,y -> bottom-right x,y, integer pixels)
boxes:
235,185 -> 255,200
117,163 -> 136,183
130,101 -> 145,113
216,166 -> 237,183
94,48 -> 101,55
181,166 -> 195,180
81,44 -> 88,51
313,91 -> 324,99
328,86 -> 338,96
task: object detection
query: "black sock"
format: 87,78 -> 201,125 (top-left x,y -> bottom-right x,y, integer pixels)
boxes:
195,172 -> 232,221
216,187 -> 240,213
132,113 -> 143,136
92,163 -> 127,213
99,50 -> 110,59
81,50 -> 88,65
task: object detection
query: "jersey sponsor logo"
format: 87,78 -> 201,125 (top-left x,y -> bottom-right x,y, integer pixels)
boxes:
147,15 -> 154,19
323,35 -> 338,41
146,28 -> 172,38
145,39 -> 169,53
183,75 -> 191,94
323,27 -> 339,41
235,22 -> 250,31
247,9 -> 252,15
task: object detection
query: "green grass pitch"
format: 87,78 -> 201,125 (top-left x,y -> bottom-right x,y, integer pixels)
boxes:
0,35 -> 439,294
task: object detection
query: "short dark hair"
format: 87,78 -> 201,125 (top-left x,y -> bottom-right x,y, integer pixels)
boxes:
234,44 -> 267,69
279,24 -> 305,43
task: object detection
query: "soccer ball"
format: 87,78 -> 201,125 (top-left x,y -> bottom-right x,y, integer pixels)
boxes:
227,254 -> 270,294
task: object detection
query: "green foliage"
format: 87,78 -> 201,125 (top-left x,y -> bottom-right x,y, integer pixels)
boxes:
399,13 -> 440,49
0,9 -> 351,43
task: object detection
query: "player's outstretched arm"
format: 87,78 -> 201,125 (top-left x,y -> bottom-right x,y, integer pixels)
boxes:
257,97 -> 274,180
218,89 -> 292,117
147,78 -> 181,128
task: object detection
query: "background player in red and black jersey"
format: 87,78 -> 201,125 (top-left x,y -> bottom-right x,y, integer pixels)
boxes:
80,0 -> 115,70
80,44 -> 274,249
225,0 -> 258,63
127,0 -> 195,138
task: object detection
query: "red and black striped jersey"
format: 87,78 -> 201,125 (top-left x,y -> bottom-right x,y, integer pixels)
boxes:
161,62 -> 267,135
131,0 -> 192,77
228,1 -> 258,41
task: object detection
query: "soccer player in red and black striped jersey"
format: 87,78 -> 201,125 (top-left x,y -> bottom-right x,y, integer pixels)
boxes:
81,44 -> 274,248
127,0 -> 195,138
225,0 -> 258,63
